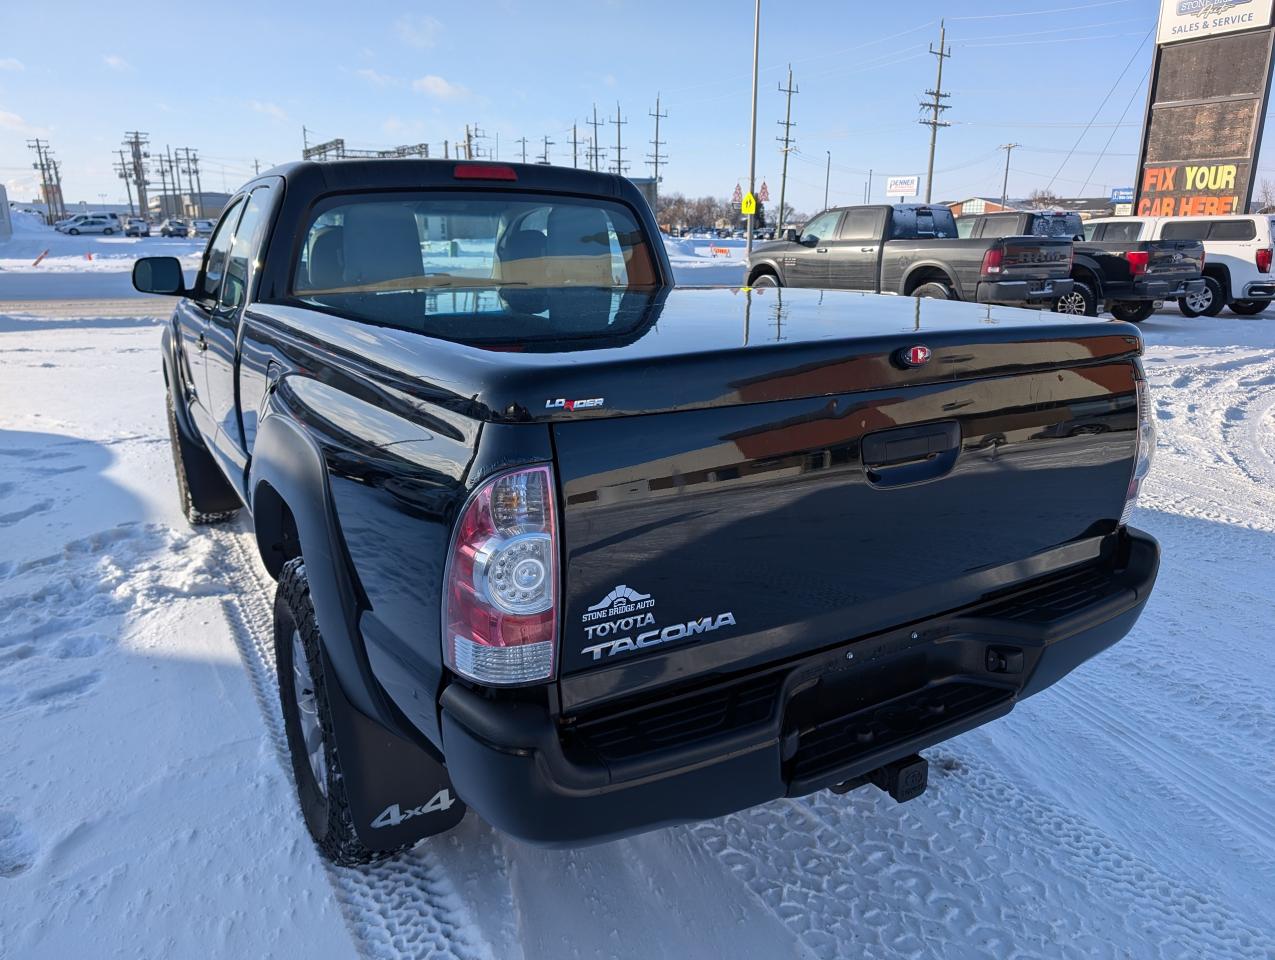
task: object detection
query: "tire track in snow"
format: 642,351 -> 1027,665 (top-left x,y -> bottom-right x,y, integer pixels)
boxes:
210,526 -> 496,960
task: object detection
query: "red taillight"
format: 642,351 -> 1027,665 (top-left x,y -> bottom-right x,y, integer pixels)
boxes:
1124,250 -> 1150,277
981,247 -> 1004,275
1258,248 -> 1272,273
443,464 -> 557,685
453,163 -> 518,181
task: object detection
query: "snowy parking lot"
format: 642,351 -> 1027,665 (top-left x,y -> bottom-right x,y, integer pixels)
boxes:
1,227 -> 1274,959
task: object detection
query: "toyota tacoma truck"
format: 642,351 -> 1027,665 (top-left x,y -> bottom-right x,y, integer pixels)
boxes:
958,210 -> 1205,322
134,160 -> 1160,865
745,203 -> 1074,308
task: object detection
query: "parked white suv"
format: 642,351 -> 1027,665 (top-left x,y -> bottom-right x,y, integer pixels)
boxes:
1084,215 -> 1275,316
58,213 -> 121,236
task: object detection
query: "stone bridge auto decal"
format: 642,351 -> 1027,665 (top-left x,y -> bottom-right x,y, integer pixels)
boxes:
579,584 -> 737,662
1157,0 -> 1271,43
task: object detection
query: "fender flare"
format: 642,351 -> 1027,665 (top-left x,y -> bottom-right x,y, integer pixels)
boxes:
1070,254 -> 1106,300
901,261 -> 963,299
746,258 -> 785,285
248,402 -> 460,850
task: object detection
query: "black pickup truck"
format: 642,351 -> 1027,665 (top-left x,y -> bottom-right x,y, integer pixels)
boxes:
745,203 -> 1074,308
133,160 -> 1159,865
958,211 -> 1205,322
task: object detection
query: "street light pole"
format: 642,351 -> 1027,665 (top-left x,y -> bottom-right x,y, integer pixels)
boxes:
745,0 -> 761,256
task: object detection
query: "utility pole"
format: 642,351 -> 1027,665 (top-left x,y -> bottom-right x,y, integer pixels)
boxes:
27,140 -> 53,221
464,124 -> 474,160
165,146 -> 183,217
302,126 -> 310,156
189,150 -> 205,218
49,155 -> 66,220
611,102 -> 627,175
539,134 -> 554,165
254,158 -> 261,175
588,104 -> 606,172
570,123 -> 581,168
824,150 -> 831,210
648,93 -> 667,201
516,137 -> 528,163
156,154 -> 170,218
745,0 -> 761,254
116,149 -> 135,215
125,132 -> 149,219
775,66 -> 797,229
919,19 -> 952,203
865,168 -> 873,204
443,140 -> 450,160
999,143 -> 1020,207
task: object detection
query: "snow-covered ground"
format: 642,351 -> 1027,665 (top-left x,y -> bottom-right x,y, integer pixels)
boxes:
1,226 -> 1274,958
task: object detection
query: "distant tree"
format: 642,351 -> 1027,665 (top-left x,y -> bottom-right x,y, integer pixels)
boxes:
1257,178 -> 1275,213
1027,188 -> 1061,208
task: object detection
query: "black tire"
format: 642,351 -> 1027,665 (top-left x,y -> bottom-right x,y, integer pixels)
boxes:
165,387 -> 239,524
1111,301 -> 1156,323
276,559 -> 397,866
68,228 -> 79,235
1178,276 -> 1224,317
912,281 -> 954,299
1053,281 -> 1097,317
749,270 -> 781,288
1228,299 -> 1271,316
103,227 -> 114,235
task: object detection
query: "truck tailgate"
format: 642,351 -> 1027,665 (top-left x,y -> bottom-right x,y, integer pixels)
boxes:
553,340 -> 1139,712
996,236 -> 1073,280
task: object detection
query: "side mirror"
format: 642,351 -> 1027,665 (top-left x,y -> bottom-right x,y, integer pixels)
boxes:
133,256 -> 186,296
782,227 -> 799,242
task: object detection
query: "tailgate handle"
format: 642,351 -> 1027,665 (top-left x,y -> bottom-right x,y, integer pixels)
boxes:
861,421 -> 961,488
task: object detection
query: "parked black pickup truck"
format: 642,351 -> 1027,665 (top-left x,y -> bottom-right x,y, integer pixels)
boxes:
959,211 -> 1205,322
134,160 -> 1159,866
745,203 -> 1074,308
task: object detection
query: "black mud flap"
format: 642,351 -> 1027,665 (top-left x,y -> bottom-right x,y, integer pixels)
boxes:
322,648 -> 467,852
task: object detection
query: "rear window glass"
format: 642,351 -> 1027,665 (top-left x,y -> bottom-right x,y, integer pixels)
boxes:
1097,221 -> 1142,243
1207,219 -> 1256,241
292,192 -> 659,342
1160,220 -> 1210,240
1029,214 -> 1083,238
890,206 -> 956,239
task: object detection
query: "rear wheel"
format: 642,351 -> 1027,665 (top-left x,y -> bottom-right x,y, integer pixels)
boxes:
1053,282 -> 1097,317
68,228 -> 80,235
1111,301 -> 1156,323
1228,299 -> 1270,316
276,558 -> 395,867
1179,276 -> 1224,317
912,281 -> 954,300
750,271 -> 781,288
103,227 -> 114,235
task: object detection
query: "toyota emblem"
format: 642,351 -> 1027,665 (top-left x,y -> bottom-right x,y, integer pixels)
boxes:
900,345 -> 931,367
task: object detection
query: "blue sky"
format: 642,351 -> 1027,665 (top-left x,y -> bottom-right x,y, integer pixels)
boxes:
2,0 -> 1269,214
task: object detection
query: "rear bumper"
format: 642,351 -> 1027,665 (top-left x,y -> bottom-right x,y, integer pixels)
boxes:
975,277 -> 1072,306
1242,282 -> 1275,299
1111,277 -> 1203,302
440,529 -> 1159,846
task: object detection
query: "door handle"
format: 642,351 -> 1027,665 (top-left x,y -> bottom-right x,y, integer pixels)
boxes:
816,247 -> 829,253
860,246 -> 876,253
862,421 -> 961,488
196,333 -> 207,352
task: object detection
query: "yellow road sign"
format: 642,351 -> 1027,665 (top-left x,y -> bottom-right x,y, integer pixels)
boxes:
741,192 -> 757,215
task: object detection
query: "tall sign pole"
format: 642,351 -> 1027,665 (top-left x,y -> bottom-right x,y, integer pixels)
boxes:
745,0 -> 761,255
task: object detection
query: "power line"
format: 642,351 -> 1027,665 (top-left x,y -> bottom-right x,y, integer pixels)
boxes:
1078,66 -> 1151,195
1045,26 -> 1152,191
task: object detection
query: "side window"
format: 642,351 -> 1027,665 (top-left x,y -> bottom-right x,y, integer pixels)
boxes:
1208,220 -> 1256,241
219,187 -> 275,312
801,211 -> 840,245
956,217 -> 974,238
195,199 -> 245,302
838,208 -> 882,241
1084,223 -> 1100,241
1101,222 -> 1143,243
1161,220 -> 1210,240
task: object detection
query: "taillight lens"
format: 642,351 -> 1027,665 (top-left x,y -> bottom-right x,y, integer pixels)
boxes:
443,464 -> 558,685
981,247 -> 1004,275
1124,250 -> 1150,277
1257,248 -> 1272,273
1120,377 -> 1155,526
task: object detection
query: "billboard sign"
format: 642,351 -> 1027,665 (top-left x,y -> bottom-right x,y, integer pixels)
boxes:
885,175 -> 919,198
1157,0 -> 1273,44
1110,187 -> 1135,203
1135,2 -> 1275,217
